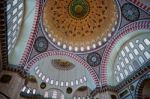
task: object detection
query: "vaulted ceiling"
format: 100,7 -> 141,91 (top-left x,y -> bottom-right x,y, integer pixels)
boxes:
6,0 -> 150,96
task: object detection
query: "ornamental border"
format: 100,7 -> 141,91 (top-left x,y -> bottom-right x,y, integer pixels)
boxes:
19,0 -> 43,66
127,0 -> 150,14
25,51 -> 100,87
100,20 -> 150,86
135,74 -> 150,99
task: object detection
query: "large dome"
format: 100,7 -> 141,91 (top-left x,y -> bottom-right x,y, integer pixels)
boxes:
43,0 -> 119,53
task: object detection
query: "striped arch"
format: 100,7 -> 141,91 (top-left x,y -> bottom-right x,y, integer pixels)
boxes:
25,51 -> 100,87
127,0 -> 150,14
19,0 -> 43,66
100,20 -> 150,86
135,74 -> 150,99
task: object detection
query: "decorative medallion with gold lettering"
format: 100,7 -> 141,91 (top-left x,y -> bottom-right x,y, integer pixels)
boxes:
69,0 -> 90,19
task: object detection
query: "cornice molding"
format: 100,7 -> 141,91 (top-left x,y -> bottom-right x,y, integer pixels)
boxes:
0,0 -> 8,69
91,63 -> 150,96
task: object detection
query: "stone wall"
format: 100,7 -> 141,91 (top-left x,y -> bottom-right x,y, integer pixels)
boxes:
0,71 -> 25,99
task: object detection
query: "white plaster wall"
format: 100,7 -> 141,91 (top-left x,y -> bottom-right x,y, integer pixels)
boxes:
8,0 -> 36,65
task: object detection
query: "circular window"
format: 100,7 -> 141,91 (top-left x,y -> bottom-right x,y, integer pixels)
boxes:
40,82 -> 46,89
66,87 -> 73,94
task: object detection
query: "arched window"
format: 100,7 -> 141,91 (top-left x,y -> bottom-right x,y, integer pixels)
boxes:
7,0 -> 24,54
114,34 -> 150,83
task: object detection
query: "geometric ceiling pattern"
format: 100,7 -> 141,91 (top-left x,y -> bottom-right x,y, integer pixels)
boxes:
43,0 -> 120,53
7,0 -> 150,93
121,3 -> 140,21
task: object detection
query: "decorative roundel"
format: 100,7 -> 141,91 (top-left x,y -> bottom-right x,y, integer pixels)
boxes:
40,82 -> 46,89
43,0 -> 120,53
34,36 -> 48,53
121,3 -> 140,21
66,87 -> 73,94
69,0 -> 90,19
87,52 -> 101,66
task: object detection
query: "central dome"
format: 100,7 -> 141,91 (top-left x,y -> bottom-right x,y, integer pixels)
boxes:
43,0 -> 119,52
